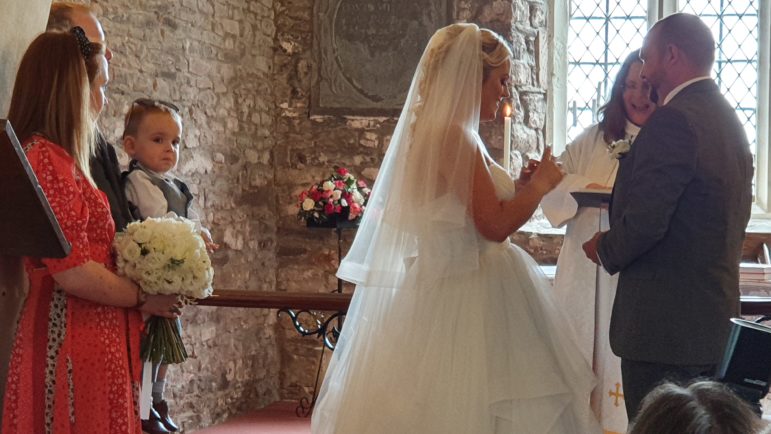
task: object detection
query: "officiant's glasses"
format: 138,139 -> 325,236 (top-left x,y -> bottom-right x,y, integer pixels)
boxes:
622,81 -> 651,95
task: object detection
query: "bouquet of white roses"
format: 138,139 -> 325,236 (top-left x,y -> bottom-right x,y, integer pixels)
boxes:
113,217 -> 214,363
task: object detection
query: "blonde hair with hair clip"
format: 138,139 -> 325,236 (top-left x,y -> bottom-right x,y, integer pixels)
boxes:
8,31 -> 105,185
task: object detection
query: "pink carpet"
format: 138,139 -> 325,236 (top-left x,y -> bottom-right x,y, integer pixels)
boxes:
190,401 -> 311,434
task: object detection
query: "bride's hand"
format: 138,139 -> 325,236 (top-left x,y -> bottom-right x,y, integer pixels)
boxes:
529,147 -> 563,194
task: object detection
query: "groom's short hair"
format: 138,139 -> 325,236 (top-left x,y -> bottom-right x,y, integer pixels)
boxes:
654,13 -> 715,72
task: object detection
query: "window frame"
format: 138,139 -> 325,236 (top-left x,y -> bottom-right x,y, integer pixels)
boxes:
548,0 -> 771,215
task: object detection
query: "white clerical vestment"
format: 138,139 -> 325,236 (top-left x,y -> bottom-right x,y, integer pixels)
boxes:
542,121 -> 640,434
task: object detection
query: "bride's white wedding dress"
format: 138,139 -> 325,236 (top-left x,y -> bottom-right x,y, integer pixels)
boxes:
312,23 -> 599,434
312,164 -> 600,434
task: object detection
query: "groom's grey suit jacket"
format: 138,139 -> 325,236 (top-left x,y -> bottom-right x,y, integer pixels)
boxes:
597,79 -> 753,365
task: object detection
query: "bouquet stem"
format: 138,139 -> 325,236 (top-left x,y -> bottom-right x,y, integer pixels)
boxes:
140,316 -> 188,364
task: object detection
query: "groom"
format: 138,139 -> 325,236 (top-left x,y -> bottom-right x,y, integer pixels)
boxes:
582,13 -> 753,420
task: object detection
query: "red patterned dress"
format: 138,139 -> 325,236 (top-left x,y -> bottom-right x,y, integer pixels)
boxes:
1,136 -> 143,434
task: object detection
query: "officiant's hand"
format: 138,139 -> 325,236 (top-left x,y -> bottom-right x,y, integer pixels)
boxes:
583,231 -> 603,265
585,183 -> 611,190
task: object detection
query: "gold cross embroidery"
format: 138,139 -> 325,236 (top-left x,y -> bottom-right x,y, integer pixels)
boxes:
609,382 -> 624,407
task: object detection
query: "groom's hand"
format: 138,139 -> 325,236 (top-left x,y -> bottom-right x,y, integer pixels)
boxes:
583,231 -> 604,265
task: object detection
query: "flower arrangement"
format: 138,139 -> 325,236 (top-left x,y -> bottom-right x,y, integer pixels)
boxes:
608,138 -> 632,159
113,217 -> 214,363
298,167 -> 371,226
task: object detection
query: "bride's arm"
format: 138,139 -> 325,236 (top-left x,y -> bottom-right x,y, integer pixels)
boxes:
472,147 -> 563,242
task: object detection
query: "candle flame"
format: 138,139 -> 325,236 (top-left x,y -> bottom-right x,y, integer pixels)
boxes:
504,104 -> 511,118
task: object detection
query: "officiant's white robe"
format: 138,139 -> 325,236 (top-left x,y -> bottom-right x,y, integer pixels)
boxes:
541,121 -> 640,434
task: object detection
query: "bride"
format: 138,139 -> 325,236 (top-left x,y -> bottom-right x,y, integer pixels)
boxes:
311,23 -> 600,434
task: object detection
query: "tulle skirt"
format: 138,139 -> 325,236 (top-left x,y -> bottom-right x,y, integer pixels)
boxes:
311,241 -> 601,434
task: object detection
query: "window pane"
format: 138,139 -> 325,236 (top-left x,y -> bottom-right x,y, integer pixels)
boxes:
566,0 -> 647,142
680,0 -> 760,152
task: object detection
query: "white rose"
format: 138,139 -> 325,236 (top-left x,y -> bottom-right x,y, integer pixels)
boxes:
302,198 -> 316,211
352,191 -> 364,205
131,226 -> 152,244
122,241 -> 142,262
332,190 -> 342,201
322,181 -> 335,191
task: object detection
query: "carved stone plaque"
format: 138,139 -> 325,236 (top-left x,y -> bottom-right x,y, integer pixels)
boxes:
312,0 -> 453,116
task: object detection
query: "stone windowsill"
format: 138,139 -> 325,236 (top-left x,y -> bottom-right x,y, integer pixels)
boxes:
519,209 -> 771,236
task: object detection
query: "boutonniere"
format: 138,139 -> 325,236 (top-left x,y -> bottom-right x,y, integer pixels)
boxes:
608,139 -> 632,159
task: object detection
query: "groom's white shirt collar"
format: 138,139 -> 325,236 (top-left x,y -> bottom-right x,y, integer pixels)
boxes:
662,76 -> 712,106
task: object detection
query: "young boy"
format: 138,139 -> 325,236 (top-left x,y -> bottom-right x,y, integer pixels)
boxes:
122,98 -> 217,434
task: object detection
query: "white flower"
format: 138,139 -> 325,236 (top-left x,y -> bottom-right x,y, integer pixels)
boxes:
131,226 -> 152,244
322,181 -> 335,191
114,217 -> 214,298
302,198 -> 316,211
352,190 -> 364,205
332,190 -> 342,201
608,139 -> 632,159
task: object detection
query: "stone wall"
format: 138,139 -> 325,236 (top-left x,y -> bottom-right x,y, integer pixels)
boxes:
89,0 -> 281,430
273,0 -> 552,402
28,0 -> 554,430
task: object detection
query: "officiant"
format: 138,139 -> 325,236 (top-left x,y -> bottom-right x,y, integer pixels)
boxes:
540,49 -> 656,432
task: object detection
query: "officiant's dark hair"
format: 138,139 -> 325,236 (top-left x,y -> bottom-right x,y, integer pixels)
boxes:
8,32 -> 105,185
598,49 -> 642,144
629,380 -> 762,434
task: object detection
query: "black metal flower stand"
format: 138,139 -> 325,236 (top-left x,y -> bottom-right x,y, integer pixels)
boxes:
278,218 -> 358,416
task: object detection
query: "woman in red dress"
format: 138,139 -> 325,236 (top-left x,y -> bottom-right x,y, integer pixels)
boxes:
2,29 -> 181,433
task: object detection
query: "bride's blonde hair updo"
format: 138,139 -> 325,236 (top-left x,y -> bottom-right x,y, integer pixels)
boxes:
415,25 -> 512,117
481,29 -> 512,82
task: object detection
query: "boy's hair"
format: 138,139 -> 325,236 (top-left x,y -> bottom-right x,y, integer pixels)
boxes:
122,99 -> 182,139
9,31 -> 105,184
47,2 -> 93,31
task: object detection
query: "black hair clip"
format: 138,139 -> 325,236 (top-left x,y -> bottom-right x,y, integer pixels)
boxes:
70,26 -> 92,58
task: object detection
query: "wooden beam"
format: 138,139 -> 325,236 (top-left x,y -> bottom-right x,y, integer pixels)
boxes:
196,290 -> 771,318
197,290 -> 352,311
739,296 -> 771,316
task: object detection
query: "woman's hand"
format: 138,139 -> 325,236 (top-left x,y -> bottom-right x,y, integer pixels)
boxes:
140,294 -> 182,319
515,159 -> 540,190
201,230 -> 220,253
529,147 -> 564,194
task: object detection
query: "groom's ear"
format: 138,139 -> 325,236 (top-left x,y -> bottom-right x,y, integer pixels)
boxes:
664,43 -> 681,66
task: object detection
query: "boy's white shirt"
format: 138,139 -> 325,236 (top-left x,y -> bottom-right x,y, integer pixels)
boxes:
124,165 -> 211,238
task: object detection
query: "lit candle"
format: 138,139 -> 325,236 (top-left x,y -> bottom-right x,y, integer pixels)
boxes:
503,104 -> 512,172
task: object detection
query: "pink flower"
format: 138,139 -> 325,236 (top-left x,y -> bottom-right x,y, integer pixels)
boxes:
334,205 -> 342,214
324,203 -> 335,215
334,180 -> 346,190
336,167 -> 349,176
299,191 -> 308,201
349,202 -> 362,219
357,180 -> 367,188
310,190 -> 322,202
322,190 -> 333,199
